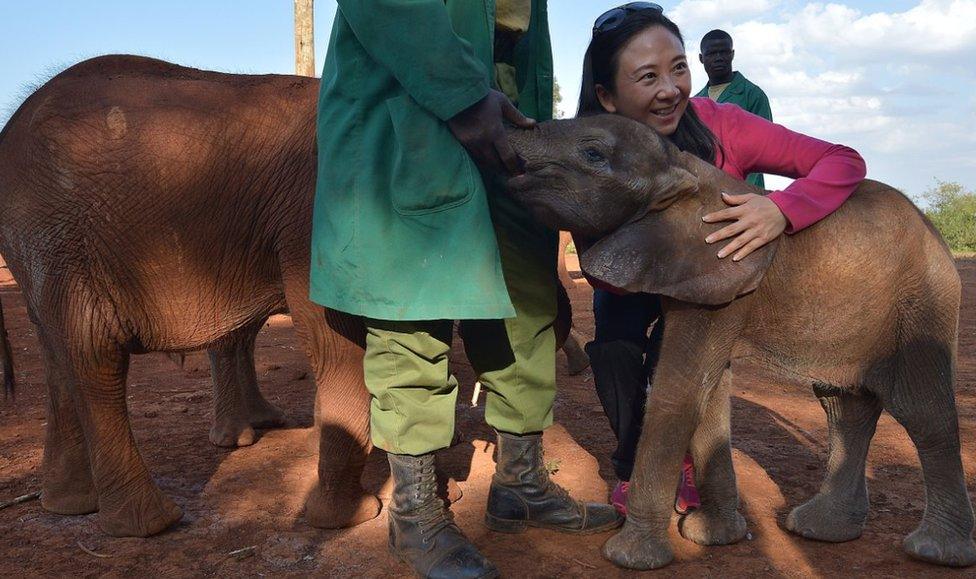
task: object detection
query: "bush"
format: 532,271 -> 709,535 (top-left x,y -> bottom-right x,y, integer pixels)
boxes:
923,181 -> 976,253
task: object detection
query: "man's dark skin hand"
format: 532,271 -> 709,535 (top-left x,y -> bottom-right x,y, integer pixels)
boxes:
448,89 -> 536,176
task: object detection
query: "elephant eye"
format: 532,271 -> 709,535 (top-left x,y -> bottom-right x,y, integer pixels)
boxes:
582,147 -> 607,165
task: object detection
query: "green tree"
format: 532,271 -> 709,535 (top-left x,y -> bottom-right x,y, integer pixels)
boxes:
552,77 -> 563,119
923,180 -> 976,253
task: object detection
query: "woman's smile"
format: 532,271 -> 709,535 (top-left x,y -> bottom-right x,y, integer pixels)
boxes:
651,103 -> 678,117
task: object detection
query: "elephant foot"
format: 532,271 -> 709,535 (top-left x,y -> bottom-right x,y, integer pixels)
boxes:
903,522 -> 976,567
209,417 -> 256,448
97,487 -> 183,537
304,485 -> 381,529
41,485 -> 98,515
678,508 -> 747,546
562,332 -> 590,376
601,518 -> 673,570
246,399 -> 288,430
785,492 -> 866,543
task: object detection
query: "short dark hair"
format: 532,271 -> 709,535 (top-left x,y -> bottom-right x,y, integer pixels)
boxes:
577,10 -> 721,165
700,29 -> 733,50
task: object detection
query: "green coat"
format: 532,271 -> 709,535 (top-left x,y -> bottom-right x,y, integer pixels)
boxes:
695,71 -> 772,188
310,0 -> 553,321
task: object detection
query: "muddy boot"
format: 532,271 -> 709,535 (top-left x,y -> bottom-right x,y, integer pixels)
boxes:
387,452 -> 498,579
485,431 -> 623,534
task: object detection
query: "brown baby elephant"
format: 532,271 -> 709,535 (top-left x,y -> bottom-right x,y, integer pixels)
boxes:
0,56 -> 378,537
505,115 -> 975,569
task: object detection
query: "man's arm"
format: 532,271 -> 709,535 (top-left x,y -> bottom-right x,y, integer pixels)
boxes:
751,89 -> 773,122
337,1 -> 535,175
337,0 -> 490,121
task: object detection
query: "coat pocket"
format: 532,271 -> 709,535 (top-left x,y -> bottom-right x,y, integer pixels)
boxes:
386,94 -> 478,215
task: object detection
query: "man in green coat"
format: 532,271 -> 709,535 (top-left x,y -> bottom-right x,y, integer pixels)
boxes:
310,2 -> 620,576
695,29 -> 773,188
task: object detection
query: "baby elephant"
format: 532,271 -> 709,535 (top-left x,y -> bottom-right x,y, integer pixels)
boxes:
506,115 -> 975,569
0,56 -> 379,537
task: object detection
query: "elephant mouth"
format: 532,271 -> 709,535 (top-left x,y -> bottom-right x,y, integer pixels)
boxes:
505,172 -> 536,193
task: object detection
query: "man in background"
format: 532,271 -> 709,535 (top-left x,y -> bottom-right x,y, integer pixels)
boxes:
696,29 -> 772,188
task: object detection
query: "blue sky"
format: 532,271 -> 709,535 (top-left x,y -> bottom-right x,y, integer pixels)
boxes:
2,1 -> 974,199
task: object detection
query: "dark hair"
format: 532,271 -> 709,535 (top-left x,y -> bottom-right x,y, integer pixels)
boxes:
701,29 -> 733,50
577,10 -> 721,166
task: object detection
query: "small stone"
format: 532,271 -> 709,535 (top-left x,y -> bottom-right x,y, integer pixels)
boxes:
179,405 -> 189,413
172,391 -> 208,403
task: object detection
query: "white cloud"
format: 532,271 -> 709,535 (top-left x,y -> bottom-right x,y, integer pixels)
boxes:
670,0 -> 781,26
796,0 -> 976,56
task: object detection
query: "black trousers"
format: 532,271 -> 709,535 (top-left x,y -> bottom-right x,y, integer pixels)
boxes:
586,289 -> 664,481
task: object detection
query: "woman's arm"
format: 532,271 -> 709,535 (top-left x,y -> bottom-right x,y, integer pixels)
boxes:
702,104 -> 866,260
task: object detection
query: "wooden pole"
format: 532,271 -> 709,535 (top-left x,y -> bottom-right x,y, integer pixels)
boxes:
295,0 -> 315,77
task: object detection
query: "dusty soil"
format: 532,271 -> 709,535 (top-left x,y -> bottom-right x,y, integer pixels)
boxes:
2,259 -> 976,578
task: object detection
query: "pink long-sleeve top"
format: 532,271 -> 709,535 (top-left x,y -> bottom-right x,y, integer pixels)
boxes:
691,97 -> 866,233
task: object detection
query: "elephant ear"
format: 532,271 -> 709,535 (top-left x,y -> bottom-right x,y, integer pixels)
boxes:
579,168 -> 779,306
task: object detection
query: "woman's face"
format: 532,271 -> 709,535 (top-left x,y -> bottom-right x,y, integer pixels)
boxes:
596,25 -> 691,136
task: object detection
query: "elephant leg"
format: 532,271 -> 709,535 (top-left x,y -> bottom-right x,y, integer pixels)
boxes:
678,368 -> 746,546
208,319 -> 285,448
561,329 -> 590,376
38,332 -> 97,515
785,389 -> 882,542
208,333 -> 255,448
234,320 -> 287,430
62,336 -> 181,537
602,299 -> 750,570
283,279 -> 379,529
879,358 -> 976,567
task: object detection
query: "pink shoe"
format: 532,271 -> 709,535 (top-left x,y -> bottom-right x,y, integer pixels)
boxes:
675,453 -> 701,514
611,481 -> 630,516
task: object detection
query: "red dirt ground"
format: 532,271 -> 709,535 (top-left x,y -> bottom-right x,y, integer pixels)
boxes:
2,259 -> 976,578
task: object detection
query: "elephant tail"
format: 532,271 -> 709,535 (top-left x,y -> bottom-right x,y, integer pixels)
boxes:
0,294 -> 14,399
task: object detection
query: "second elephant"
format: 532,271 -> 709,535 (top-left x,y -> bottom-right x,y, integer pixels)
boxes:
505,114 -> 975,569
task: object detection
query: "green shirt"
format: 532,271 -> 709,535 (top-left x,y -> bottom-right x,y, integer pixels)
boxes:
695,71 -> 772,188
310,1 -> 553,321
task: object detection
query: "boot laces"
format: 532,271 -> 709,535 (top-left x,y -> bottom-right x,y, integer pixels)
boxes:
533,444 -> 572,502
414,463 -> 455,542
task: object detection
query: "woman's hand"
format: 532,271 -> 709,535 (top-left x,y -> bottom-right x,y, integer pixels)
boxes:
702,192 -> 788,261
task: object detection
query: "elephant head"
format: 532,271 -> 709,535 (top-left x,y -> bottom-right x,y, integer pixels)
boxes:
506,115 -> 779,305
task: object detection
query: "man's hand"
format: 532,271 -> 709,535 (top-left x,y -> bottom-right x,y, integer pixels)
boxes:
702,192 -> 787,261
447,89 -> 536,176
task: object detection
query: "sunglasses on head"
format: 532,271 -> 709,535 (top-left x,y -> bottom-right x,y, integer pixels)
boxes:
592,2 -> 664,36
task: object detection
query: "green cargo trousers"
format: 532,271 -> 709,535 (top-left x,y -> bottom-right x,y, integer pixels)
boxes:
364,193 -> 558,455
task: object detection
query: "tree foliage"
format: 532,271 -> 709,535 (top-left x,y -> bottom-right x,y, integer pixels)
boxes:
923,181 -> 976,253
552,77 -> 563,119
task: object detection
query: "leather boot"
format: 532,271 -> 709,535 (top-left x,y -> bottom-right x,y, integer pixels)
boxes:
485,431 -> 623,534
387,452 -> 498,579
